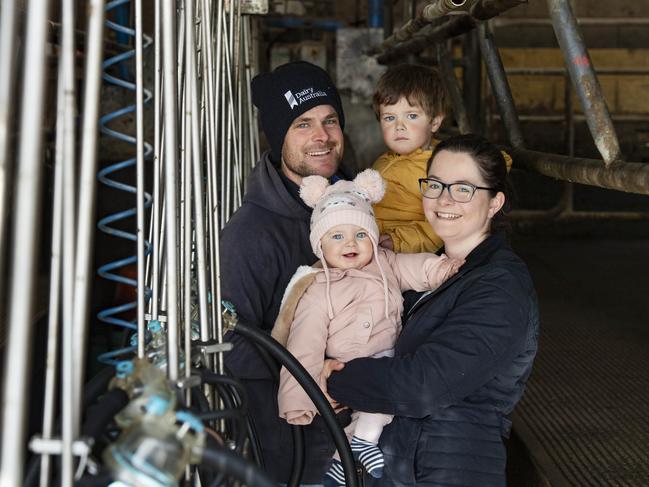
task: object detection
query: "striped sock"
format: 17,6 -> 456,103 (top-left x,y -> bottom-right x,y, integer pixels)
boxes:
323,459 -> 346,487
351,435 -> 384,478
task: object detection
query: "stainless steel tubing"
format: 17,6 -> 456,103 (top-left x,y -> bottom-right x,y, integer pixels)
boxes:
186,0 -> 211,345
477,23 -> 525,149
0,0 -> 19,306
161,0 -> 181,381
436,42 -> 474,134
56,0 -> 78,480
150,0 -> 162,320
243,17 -> 258,170
182,70 -> 192,383
71,0 -> 106,470
547,0 -> 621,165
135,0 -> 146,358
200,0 -> 221,351
39,125 -> 64,487
0,0 -> 51,482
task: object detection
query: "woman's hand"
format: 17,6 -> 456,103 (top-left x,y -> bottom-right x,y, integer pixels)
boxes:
319,359 -> 346,412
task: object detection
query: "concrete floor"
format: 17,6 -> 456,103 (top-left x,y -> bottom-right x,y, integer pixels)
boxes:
509,232 -> 649,486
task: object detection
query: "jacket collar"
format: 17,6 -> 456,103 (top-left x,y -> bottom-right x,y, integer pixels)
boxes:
406,232 -> 507,319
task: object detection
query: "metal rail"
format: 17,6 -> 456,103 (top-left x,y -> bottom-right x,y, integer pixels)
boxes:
377,0 -> 527,64
507,147 -> 649,196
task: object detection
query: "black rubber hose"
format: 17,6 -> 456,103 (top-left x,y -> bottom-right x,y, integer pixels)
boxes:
232,321 -> 358,487
74,471 -> 114,486
82,387 -> 129,447
250,341 -> 305,487
200,445 -> 275,487
199,371 -> 248,451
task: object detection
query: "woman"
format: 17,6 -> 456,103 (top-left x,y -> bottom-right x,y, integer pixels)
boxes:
326,134 -> 539,486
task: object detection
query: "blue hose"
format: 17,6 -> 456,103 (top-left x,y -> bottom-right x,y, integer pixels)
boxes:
97,0 -> 152,365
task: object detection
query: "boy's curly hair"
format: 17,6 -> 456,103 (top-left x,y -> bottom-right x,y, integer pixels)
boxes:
372,64 -> 448,121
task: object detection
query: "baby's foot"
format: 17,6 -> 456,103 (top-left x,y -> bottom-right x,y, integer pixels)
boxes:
351,435 -> 384,478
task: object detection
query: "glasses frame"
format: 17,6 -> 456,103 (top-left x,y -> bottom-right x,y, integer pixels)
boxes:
418,177 -> 496,203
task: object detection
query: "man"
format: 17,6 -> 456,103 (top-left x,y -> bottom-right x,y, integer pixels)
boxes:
220,61 -> 349,484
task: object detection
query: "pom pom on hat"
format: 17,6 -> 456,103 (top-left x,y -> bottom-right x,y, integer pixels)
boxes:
301,169 -> 386,257
353,168 -> 386,204
300,175 -> 330,208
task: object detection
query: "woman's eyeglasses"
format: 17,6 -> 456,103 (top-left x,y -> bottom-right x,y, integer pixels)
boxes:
418,177 -> 495,203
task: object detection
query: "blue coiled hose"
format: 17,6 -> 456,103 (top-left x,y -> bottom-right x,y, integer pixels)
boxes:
97,0 -> 152,364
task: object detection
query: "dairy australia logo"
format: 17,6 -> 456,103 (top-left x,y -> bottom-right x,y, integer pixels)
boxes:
284,87 -> 327,109
284,90 -> 298,109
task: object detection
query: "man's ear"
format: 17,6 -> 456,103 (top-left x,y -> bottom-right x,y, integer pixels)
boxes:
488,192 -> 506,218
430,115 -> 444,133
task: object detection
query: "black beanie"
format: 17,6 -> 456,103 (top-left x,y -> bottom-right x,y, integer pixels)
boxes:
251,61 -> 345,162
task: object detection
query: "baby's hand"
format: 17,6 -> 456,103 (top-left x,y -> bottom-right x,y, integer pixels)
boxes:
434,255 -> 464,287
378,234 -> 394,250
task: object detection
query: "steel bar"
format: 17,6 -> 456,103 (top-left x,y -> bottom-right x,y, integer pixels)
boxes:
135,0 -> 146,358
0,0 -> 19,308
56,0 -> 78,480
39,123 -> 65,487
547,0 -> 620,165
161,0 -> 181,381
377,0 -> 526,64
150,0 -> 162,320
478,23 -> 524,148
437,42 -> 474,133
182,65 -> 192,388
71,0 -> 105,467
186,0 -> 210,344
0,0 -> 51,481
243,17 -> 258,170
507,147 -> 649,196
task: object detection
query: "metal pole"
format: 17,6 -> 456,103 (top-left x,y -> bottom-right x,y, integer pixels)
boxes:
0,0 -> 51,482
547,0 -> 621,164
377,0 -> 526,64
161,0 -> 181,381
186,0 -> 211,343
477,22 -> 524,148
507,147 -> 649,196
39,124 -> 64,487
437,42 -> 474,134
71,0 -> 106,453
150,0 -> 162,320
135,0 -> 146,358
57,0 -> 78,480
0,0 -> 19,306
